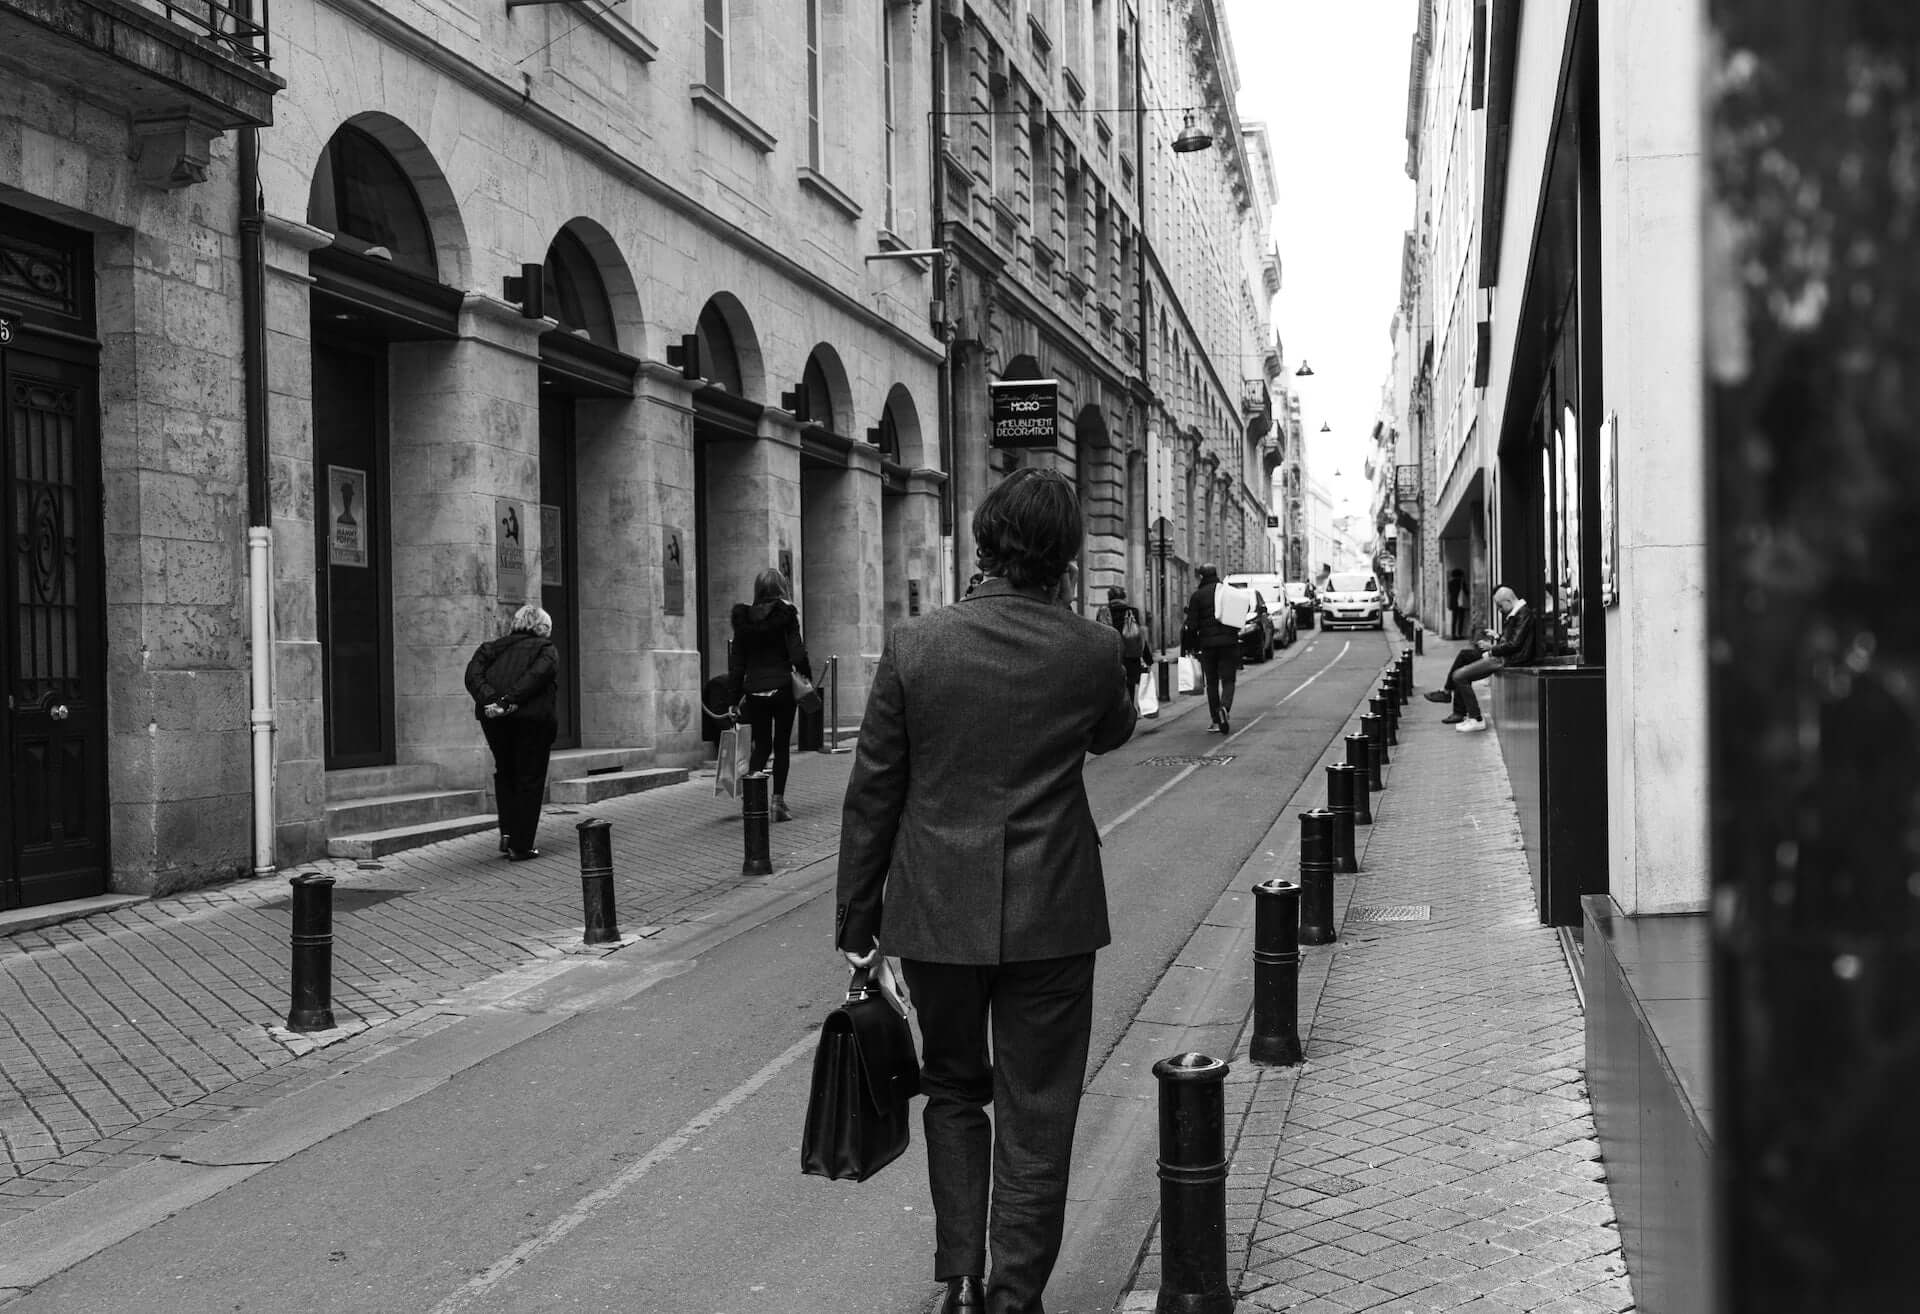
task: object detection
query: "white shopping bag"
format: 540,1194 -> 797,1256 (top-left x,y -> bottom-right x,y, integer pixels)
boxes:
1137,669 -> 1159,718
1177,655 -> 1203,694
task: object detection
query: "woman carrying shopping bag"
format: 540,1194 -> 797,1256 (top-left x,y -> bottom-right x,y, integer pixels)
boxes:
727,567 -> 813,822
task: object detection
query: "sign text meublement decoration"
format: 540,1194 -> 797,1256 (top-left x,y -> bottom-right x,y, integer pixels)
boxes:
989,378 -> 1060,449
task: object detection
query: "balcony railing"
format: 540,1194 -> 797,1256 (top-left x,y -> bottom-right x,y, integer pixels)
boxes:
136,0 -> 271,66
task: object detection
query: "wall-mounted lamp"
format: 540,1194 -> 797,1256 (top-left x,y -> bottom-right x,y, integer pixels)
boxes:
780,386 -> 809,419
501,262 -> 543,319
665,334 -> 700,380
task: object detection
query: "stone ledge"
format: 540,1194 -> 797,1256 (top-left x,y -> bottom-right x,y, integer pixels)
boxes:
688,82 -> 777,154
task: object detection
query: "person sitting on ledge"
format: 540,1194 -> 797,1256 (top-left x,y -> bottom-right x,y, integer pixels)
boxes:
1422,584 -> 1538,733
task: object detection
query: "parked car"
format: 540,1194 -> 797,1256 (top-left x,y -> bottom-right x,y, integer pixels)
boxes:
1281,580 -> 1317,629
1235,589 -> 1275,663
1224,574 -> 1296,653
1318,571 -> 1387,630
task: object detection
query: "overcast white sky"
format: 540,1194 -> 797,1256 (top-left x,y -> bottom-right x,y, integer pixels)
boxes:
1223,0 -> 1418,520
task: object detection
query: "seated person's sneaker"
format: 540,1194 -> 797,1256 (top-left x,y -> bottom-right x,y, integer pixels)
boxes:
1454,718 -> 1487,733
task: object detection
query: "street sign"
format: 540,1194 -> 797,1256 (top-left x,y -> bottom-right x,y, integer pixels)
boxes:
1395,463 -> 1421,507
989,378 -> 1059,448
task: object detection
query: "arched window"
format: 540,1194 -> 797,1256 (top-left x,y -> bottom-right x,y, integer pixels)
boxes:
802,354 -> 837,433
696,302 -> 745,394
542,229 -> 617,346
307,125 -> 436,278
876,403 -> 901,461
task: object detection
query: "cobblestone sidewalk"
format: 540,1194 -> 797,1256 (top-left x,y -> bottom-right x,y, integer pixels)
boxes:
1131,638 -> 1634,1314
0,749 -> 857,1228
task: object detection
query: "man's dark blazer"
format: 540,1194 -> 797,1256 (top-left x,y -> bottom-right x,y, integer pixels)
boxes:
836,577 -> 1137,965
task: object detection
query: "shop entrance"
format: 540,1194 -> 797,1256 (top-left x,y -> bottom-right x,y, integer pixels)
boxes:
0,207 -> 109,909
537,392 -> 581,748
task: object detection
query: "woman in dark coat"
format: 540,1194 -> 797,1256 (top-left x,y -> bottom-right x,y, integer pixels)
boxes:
464,603 -> 560,860
728,567 -> 813,821
1103,584 -> 1149,707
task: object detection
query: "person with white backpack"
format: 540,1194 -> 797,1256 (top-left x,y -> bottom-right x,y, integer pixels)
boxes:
1180,563 -> 1252,735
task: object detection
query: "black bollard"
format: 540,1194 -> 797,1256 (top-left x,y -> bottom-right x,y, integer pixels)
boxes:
285,871 -> 337,1032
741,771 -> 773,876
1325,762 -> 1359,873
1153,1052 -> 1234,1314
1399,651 -> 1415,702
1379,684 -> 1400,744
1369,694 -> 1396,748
1299,808 -> 1336,945
1415,627 -> 1424,656
1345,733 -> 1378,815
1250,880 -> 1304,1066
1361,712 -> 1390,775
577,816 -> 620,945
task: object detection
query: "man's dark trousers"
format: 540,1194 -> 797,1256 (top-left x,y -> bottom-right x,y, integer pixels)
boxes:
481,717 -> 556,850
902,954 -> 1096,1314
1199,646 -> 1240,726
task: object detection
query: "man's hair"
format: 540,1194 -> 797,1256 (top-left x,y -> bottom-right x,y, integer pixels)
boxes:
1196,562 -> 1219,584
972,468 -> 1083,588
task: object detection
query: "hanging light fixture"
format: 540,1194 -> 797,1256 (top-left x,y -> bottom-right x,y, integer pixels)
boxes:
1172,113 -> 1215,154
1320,421 -> 1332,433
1295,360 -> 1315,377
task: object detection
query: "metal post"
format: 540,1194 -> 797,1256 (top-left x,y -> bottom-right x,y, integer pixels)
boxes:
1369,695 -> 1394,748
1414,627 -> 1424,656
1378,686 -> 1400,744
1345,733 -> 1377,810
1299,808 -> 1336,945
1325,763 -> 1360,872
1403,649 -> 1417,699
1158,655 -> 1173,703
741,771 -> 773,876
285,871 -> 336,1032
577,816 -> 620,945
1361,712 -> 1390,777
1152,1052 -> 1234,1314
826,654 -> 840,751
1250,880 -> 1303,1066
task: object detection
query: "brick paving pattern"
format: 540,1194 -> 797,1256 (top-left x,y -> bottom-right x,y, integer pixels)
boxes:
1213,642 -> 1633,1313
0,749 -> 857,1224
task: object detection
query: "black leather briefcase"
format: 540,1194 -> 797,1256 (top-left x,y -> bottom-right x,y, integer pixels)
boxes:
801,966 -> 921,1182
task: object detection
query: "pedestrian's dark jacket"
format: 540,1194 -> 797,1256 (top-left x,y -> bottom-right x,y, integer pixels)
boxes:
1489,602 -> 1540,665
727,598 -> 811,701
464,631 -> 559,725
1180,583 -> 1241,652
835,577 -> 1137,964
1103,601 -> 1147,667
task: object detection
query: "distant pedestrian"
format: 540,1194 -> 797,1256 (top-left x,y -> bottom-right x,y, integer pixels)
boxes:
1447,568 -> 1468,639
837,467 -> 1136,1314
1181,562 -> 1247,735
1430,584 -> 1538,732
465,603 -> 559,860
728,567 -> 812,822
1102,584 -> 1149,708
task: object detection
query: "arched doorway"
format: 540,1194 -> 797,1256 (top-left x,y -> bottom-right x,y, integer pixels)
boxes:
1072,403 -> 1116,607
306,121 -> 463,769
689,295 -> 766,685
876,385 -> 927,630
796,344 -> 860,695
536,221 -> 640,749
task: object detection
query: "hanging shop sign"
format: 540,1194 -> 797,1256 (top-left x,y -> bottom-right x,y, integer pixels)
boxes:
989,378 -> 1059,449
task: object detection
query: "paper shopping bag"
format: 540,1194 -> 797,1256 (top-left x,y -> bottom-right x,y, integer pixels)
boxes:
1137,669 -> 1159,718
715,724 -> 742,798
1178,655 -> 1203,694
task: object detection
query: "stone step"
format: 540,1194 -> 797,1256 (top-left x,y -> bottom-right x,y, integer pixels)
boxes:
548,746 -> 652,779
325,788 -> 491,836
325,814 -> 500,861
545,767 -> 689,806
326,764 -> 441,802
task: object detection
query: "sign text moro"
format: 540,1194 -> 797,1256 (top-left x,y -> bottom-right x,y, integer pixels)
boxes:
989,378 -> 1059,449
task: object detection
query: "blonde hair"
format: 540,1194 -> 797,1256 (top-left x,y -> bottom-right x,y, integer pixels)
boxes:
511,604 -> 553,637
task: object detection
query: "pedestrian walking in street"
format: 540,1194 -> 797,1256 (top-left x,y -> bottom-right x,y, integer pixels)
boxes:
836,467 -> 1136,1314
728,567 -> 813,822
1102,584 -> 1149,709
1427,584 -> 1538,732
1181,562 -> 1247,735
464,603 -> 560,860
1446,567 -> 1468,639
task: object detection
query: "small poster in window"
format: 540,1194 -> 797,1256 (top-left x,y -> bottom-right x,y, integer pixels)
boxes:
496,498 -> 527,599
328,465 -> 368,568
540,504 -> 562,587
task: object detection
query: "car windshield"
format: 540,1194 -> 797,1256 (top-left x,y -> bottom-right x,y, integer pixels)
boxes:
1329,573 -> 1377,593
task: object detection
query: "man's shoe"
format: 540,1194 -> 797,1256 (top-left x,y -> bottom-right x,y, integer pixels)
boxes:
1206,722 -> 1223,733
507,847 -> 542,861
1441,713 -> 1465,724
1454,718 -> 1487,733
1424,690 -> 1452,703
940,1276 -> 986,1312
1219,715 -> 1230,736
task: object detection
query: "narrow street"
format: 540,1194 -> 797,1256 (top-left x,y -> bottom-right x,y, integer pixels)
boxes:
4,633 -> 1390,1313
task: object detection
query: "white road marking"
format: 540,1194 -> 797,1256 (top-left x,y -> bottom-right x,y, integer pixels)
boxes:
427,1032 -> 818,1313
1100,641 -> 1352,839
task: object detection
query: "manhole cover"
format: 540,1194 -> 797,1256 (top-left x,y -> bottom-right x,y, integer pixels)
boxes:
1349,904 -> 1431,922
262,887 -> 415,913
1138,755 -> 1235,768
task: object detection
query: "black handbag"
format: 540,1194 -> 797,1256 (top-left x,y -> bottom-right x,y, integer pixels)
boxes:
801,966 -> 920,1182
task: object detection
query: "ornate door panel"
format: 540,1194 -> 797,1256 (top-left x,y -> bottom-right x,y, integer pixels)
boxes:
2,343 -> 108,909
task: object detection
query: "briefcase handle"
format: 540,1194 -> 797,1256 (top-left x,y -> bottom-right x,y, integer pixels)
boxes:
844,964 -> 876,1003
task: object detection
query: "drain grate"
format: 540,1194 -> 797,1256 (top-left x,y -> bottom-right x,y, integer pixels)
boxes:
1139,754 -> 1235,768
1349,904 -> 1431,922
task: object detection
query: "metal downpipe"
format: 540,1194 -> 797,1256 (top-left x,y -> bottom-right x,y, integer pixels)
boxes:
240,124 -> 276,878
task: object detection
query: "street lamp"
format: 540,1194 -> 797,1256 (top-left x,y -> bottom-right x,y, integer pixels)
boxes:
1294,360 -> 1315,377
1320,420 -> 1332,433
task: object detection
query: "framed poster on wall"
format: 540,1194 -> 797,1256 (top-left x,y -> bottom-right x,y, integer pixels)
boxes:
496,498 -> 526,600
1599,412 -> 1618,608
328,465 -> 368,568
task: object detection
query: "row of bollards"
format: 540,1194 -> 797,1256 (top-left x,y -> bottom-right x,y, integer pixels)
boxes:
1155,638 -> 1426,1313
284,812 -> 633,1033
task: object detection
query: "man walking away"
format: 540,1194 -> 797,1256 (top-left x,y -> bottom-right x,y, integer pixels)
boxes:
1438,584 -> 1538,732
1447,568 -> 1468,640
837,467 -> 1136,1314
1181,563 -> 1247,736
